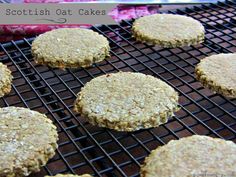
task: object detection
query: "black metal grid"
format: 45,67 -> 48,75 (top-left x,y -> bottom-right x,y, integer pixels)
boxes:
0,1 -> 236,176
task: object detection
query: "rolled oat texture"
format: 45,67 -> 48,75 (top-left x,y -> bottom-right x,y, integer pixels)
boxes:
32,28 -> 110,69
195,53 -> 236,98
132,14 -> 205,48
0,62 -> 12,98
141,135 -> 236,177
0,107 -> 58,177
74,72 -> 179,131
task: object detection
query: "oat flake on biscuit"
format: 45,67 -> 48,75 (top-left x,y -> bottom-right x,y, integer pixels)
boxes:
31,28 -> 110,69
141,135 -> 236,177
74,72 -> 179,132
0,62 -> 12,98
0,107 -> 58,177
132,14 -> 205,48
195,53 -> 236,98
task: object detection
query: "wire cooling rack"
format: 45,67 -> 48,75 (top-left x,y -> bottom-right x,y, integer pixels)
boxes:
0,1 -> 236,177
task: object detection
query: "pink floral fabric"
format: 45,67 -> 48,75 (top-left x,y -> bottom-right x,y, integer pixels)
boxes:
0,1 -> 159,42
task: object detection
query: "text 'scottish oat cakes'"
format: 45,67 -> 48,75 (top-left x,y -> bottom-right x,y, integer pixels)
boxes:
74,72 -> 179,132
132,14 -> 205,48
195,53 -> 236,98
0,62 -> 12,97
45,174 -> 92,177
141,135 -> 236,177
0,107 -> 58,177
31,28 -> 110,69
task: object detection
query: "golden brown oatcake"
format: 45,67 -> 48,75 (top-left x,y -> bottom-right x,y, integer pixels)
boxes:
0,107 -> 58,177
132,14 -> 205,48
74,72 -> 179,132
0,62 -> 12,97
141,135 -> 236,177
45,174 -> 92,177
195,53 -> 236,98
31,28 -> 110,69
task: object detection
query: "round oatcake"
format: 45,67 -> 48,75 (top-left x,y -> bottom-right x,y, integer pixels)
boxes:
74,72 -> 179,131
0,107 -> 58,177
0,62 -> 12,97
132,14 -> 205,48
141,135 -> 236,177
195,53 -> 236,98
31,28 -> 110,69
45,174 -> 92,177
